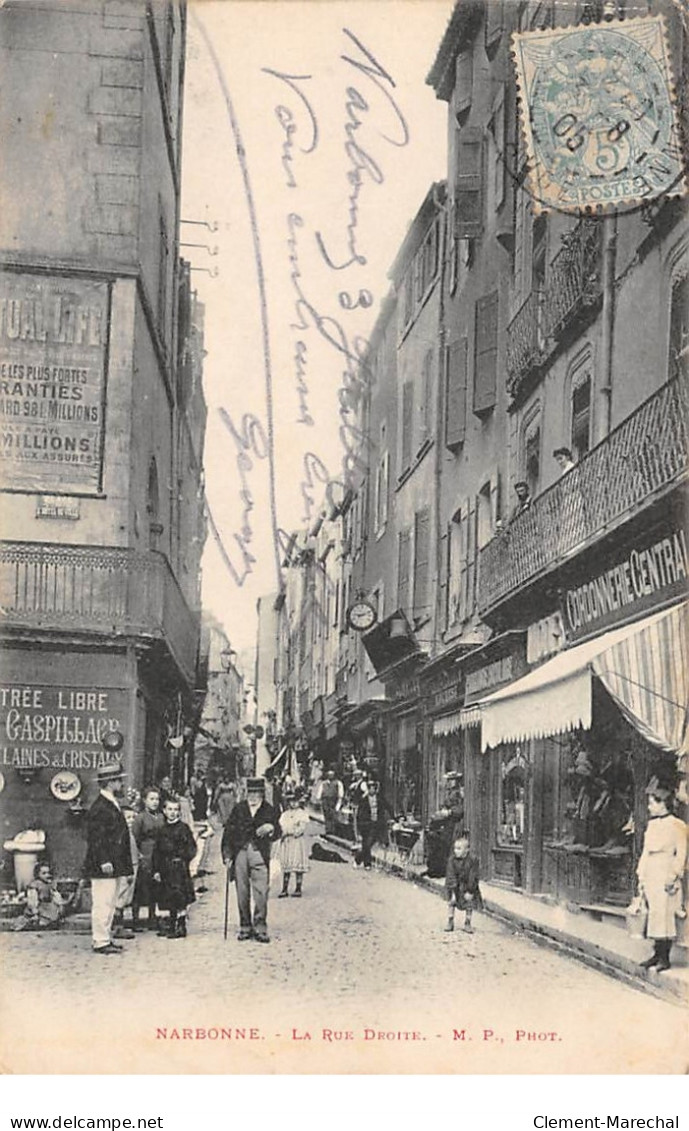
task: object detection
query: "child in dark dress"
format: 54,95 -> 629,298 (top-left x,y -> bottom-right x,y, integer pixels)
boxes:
445,835 -> 482,933
152,798 -> 196,939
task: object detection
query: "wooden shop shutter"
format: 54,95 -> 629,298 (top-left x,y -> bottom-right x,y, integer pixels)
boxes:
445,337 -> 468,451
474,290 -> 498,416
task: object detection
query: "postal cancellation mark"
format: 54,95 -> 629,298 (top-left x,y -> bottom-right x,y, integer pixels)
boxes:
512,16 -> 688,213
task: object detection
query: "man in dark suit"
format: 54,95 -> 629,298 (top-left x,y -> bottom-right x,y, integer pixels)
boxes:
221,778 -> 279,943
83,751 -> 133,955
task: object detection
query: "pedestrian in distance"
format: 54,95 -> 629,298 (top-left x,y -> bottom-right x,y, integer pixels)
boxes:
444,835 -> 482,934
637,777 -> 687,972
152,797 -> 197,939
352,771 -> 375,870
221,777 -> 279,943
319,769 -> 344,837
277,788 -> 310,898
82,747 -> 134,956
131,787 -> 164,930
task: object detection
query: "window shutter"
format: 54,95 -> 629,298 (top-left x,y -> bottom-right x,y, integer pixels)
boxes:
419,349 -> 433,446
397,530 -> 411,612
401,381 -> 414,470
454,127 -> 483,240
380,451 -> 389,526
445,337 -> 468,451
458,501 -> 469,623
473,291 -> 498,416
455,51 -> 473,116
466,497 -> 478,616
485,0 -> 504,47
413,508 -> 431,623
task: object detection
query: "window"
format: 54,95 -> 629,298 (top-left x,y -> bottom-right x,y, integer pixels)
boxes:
571,374 -> 592,459
454,128 -> 484,240
419,349 -> 433,448
374,448 -> 389,535
445,337 -> 468,451
488,91 -> 506,211
413,508 -> 431,625
397,530 -> 412,614
157,208 -> 169,338
497,745 -> 527,847
400,380 -> 414,472
474,290 -> 498,416
669,274 -> 689,380
453,498 -> 477,624
446,514 -> 462,629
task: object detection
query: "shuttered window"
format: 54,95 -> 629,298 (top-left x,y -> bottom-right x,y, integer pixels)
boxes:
458,498 -> 478,624
397,530 -> 412,613
413,508 -> 431,624
455,51 -> 473,116
401,380 -> 414,471
473,290 -> 498,416
454,127 -> 483,239
445,337 -> 467,451
419,349 -> 433,447
374,450 -> 389,533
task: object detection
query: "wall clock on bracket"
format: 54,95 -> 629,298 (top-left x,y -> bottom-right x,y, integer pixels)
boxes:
347,600 -> 377,632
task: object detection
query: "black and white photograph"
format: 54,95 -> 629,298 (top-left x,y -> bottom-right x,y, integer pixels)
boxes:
0,0 -> 688,1081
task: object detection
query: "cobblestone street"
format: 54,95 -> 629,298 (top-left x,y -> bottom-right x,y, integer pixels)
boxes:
1,826 -> 686,1075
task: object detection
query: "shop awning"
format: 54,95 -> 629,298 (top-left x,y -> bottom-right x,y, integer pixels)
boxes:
432,705 -> 481,736
479,603 -> 688,754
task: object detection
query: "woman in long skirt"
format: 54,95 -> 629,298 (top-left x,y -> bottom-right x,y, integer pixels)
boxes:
277,790 -> 310,898
637,779 -> 687,972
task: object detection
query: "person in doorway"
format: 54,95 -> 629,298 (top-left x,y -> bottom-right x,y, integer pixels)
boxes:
152,798 -> 197,939
637,779 -> 687,972
83,759 -> 134,955
131,787 -> 164,930
511,480 -> 531,520
444,835 -> 482,934
320,769 -> 344,836
277,789 -> 310,898
221,778 -> 279,942
553,446 -> 576,475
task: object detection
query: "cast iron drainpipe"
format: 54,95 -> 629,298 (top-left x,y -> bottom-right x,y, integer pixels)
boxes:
595,212 -> 618,445
432,182 -> 450,659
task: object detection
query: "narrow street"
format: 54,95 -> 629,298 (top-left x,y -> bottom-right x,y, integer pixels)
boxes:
1,824 -> 685,1075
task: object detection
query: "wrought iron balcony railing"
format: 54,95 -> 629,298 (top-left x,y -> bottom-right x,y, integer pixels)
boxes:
545,219 -> 602,341
0,543 -> 200,684
478,375 -> 689,615
506,290 -> 546,394
506,220 -> 603,397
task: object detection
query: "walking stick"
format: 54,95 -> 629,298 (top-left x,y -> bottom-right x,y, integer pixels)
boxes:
223,863 -> 230,941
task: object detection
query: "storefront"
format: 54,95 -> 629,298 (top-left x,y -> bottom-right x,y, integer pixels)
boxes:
476,600 -> 688,906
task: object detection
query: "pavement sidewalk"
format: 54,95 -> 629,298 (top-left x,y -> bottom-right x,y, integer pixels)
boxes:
311,811 -> 688,1008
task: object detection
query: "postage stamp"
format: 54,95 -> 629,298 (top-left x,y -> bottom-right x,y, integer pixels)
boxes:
512,16 -> 688,213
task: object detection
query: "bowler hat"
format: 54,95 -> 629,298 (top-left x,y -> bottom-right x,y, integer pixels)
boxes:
246,777 -> 265,792
97,761 -> 126,783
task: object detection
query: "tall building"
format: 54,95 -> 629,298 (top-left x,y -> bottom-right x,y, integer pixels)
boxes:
0,0 -> 206,880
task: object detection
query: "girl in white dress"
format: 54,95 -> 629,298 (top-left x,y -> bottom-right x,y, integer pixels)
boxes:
637,780 -> 687,972
277,791 -> 310,898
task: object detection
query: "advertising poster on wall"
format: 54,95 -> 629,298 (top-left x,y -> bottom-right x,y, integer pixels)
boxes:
0,271 -> 109,494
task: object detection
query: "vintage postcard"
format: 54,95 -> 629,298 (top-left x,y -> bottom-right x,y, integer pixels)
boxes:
0,0 -> 687,1078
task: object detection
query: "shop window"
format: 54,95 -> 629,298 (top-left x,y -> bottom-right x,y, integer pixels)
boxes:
497,745 -> 527,846
669,273 -> 689,381
557,731 -> 634,851
571,374 -> 592,459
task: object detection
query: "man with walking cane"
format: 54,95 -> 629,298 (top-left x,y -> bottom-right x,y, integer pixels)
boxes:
221,778 -> 279,943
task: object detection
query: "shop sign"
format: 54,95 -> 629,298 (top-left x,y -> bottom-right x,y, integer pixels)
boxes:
562,527 -> 688,640
0,684 -> 128,772
0,271 -> 109,494
35,495 -> 80,520
386,674 -> 420,703
527,611 -> 565,664
465,656 -> 514,702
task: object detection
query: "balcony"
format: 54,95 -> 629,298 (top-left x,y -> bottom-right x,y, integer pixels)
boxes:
0,543 -> 200,685
506,220 -> 602,399
478,375 -> 689,615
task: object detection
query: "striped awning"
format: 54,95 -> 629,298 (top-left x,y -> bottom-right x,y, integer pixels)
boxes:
432,704 -> 481,737
479,603 -> 688,753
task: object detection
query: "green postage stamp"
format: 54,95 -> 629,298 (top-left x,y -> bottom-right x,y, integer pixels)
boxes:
512,15 -> 688,213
